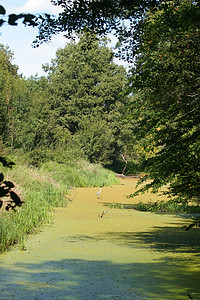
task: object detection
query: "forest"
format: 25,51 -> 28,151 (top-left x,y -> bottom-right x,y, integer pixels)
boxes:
0,0 -> 200,250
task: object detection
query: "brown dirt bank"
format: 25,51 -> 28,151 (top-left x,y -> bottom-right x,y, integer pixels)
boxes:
0,178 -> 200,299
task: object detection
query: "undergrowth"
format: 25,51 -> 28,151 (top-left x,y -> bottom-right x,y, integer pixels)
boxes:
134,200 -> 200,214
40,160 -> 119,187
110,200 -> 200,214
0,158 -> 118,252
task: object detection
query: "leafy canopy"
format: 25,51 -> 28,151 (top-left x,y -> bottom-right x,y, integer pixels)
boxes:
128,0 -> 200,201
0,5 -> 37,27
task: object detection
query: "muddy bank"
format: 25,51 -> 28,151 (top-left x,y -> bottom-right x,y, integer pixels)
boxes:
0,178 -> 200,299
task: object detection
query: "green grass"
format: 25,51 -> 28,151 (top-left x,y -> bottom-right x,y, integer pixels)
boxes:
0,163 -> 68,251
105,199 -> 200,214
126,200 -> 200,214
40,160 -> 119,187
0,158 -> 119,252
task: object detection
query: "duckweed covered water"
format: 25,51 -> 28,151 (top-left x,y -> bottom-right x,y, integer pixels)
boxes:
0,179 -> 200,299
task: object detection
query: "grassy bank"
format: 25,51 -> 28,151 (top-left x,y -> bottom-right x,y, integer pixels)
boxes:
40,160 -> 119,188
0,158 -> 119,252
133,200 -> 200,214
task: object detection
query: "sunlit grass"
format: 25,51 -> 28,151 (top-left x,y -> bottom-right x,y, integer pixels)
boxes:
109,199 -> 200,214
0,158 -> 118,252
0,164 -> 68,251
40,160 -> 119,187
134,200 -> 200,214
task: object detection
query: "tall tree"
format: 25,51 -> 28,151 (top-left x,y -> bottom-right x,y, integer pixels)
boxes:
75,116 -> 115,164
13,75 -> 56,152
34,0 -> 162,54
43,32 -> 129,164
129,0 -> 200,201
0,44 -> 20,146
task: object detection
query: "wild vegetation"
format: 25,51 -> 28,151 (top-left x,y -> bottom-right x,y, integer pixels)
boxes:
29,0 -> 200,205
0,153 -> 118,252
0,34 -> 128,251
1,0 -> 199,201
0,0 -> 200,252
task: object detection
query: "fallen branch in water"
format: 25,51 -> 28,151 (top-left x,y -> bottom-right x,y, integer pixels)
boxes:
98,209 -> 110,218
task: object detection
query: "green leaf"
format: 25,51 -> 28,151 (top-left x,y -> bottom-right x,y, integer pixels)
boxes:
8,14 -> 20,26
3,181 -> 15,188
10,191 -> 23,206
0,173 -> 4,182
0,5 -> 6,15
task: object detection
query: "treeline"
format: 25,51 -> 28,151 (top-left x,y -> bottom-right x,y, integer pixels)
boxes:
1,0 -> 200,205
0,33 -> 137,171
0,36 -> 128,250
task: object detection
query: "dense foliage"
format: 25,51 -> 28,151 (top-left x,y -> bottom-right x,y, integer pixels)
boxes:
1,0 -> 199,205
0,35 -> 134,167
0,45 -> 28,147
42,32 -> 132,164
34,0 -> 162,54
128,1 -> 200,202
26,0 -> 199,203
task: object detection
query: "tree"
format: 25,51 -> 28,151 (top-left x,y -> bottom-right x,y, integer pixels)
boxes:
0,1 -> 164,60
2,0 -> 199,202
19,76 -> 58,151
0,44 -> 19,145
74,116 -> 115,164
43,32 -> 129,164
0,45 -> 43,150
0,45 -> 56,154
128,1 -> 200,201
33,0 -> 162,53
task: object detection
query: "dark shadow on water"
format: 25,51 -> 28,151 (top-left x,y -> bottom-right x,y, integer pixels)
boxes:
1,203 -> 200,299
62,226 -> 200,255
104,226 -> 200,254
99,202 -> 200,254
0,257 -> 200,299
101,201 -> 200,215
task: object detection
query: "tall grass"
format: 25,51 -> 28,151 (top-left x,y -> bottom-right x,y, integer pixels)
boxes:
40,160 -> 119,187
133,200 -> 200,214
0,163 -> 68,251
0,158 -> 119,252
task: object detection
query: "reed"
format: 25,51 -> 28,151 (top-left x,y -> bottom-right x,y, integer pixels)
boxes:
40,160 -> 119,187
132,200 -> 200,214
0,158 -> 118,252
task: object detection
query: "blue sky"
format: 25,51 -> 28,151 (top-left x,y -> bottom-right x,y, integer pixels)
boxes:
0,0 -> 68,77
0,0 -> 128,78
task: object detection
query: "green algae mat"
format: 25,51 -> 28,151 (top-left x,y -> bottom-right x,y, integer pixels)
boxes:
0,179 -> 200,299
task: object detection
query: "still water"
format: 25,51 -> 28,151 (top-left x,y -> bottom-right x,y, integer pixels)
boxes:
0,179 -> 200,299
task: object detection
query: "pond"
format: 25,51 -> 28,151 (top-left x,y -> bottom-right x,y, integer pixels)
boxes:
0,178 -> 200,299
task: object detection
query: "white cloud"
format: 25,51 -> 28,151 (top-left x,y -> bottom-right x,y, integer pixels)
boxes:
16,33 -> 69,77
11,0 -> 62,14
1,0 -> 127,78
0,0 -> 70,77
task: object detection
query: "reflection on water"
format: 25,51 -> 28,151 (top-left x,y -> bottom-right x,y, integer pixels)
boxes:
0,179 -> 199,299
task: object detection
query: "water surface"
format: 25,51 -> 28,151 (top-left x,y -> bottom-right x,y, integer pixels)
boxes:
0,179 -> 200,299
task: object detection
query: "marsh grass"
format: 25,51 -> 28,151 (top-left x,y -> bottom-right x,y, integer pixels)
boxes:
108,203 -> 125,210
127,200 -> 200,214
0,164 -> 68,252
0,158 -> 118,252
40,160 -> 119,187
